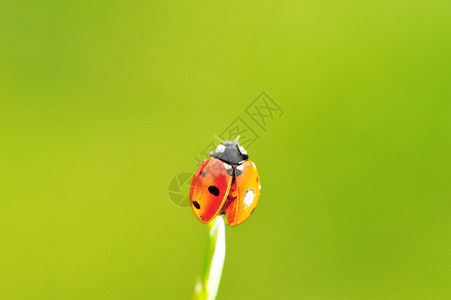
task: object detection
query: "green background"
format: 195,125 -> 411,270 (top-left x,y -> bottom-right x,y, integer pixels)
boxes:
1,1 -> 450,299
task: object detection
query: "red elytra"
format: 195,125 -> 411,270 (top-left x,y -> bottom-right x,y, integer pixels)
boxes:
190,140 -> 261,226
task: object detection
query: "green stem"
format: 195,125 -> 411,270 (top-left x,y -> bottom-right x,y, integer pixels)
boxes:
193,216 -> 226,300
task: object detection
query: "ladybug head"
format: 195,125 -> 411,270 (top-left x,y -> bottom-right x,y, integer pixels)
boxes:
210,137 -> 249,166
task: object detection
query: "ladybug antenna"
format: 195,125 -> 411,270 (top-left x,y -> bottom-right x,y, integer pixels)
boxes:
234,135 -> 240,142
214,134 -> 223,143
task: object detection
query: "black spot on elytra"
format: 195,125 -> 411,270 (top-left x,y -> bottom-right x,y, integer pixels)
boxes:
192,201 -> 200,209
208,186 -> 220,196
226,168 -> 233,176
235,168 -> 242,176
200,171 -> 206,177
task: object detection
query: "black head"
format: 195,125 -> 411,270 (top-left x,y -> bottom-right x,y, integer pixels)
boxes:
210,140 -> 249,165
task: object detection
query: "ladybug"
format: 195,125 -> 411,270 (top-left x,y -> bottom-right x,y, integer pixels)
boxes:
190,137 -> 261,226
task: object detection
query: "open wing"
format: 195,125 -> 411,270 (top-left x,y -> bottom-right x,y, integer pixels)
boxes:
224,160 -> 261,226
190,158 -> 233,223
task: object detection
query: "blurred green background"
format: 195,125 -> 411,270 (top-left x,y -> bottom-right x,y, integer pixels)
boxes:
1,1 -> 450,299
